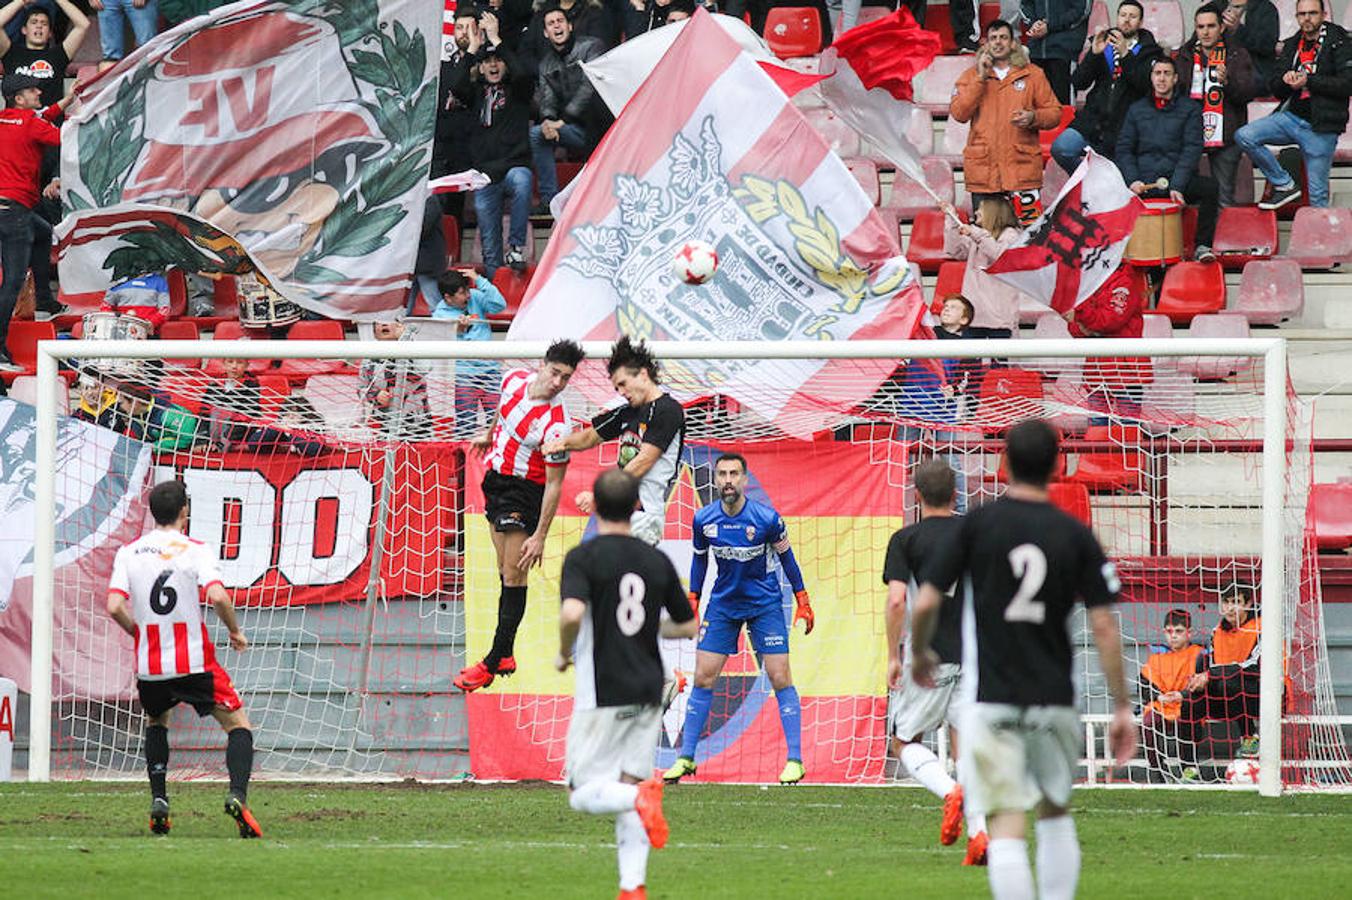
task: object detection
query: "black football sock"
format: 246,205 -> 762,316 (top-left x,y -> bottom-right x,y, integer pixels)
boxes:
226,728 -> 254,801
485,585 -> 529,670
146,725 -> 169,801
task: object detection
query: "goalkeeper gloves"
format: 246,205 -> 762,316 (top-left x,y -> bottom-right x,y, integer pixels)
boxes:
793,590 -> 814,635
688,591 -> 701,623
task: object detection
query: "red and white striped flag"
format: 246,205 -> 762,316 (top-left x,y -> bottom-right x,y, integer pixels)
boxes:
986,150 -> 1145,313
508,8 -> 926,431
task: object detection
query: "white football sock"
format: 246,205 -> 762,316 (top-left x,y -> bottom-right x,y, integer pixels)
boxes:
955,753 -> 986,834
900,742 -> 957,799
1035,816 -> 1080,900
987,838 -> 1035,900
615,809 -> 650,892
569,780 -> 638,815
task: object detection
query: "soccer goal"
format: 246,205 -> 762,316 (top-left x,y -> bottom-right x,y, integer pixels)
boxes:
21,335 -> 1349,796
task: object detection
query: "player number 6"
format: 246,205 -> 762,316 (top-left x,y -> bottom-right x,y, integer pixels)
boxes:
616,572 -> 646,636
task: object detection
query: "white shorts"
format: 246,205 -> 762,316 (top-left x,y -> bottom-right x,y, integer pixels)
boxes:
630,509 -> 664,546
959,703 -> 1081,816
888,661 -> 965,742
565,703 -> 663,788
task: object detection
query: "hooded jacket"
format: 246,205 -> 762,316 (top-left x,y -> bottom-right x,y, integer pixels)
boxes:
950,44 -> 1063,193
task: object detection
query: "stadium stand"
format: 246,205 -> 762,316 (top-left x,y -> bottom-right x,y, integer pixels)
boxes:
885,157 -> 956,219
1235,259 -> 1305,325
1212,207 -> 1278,268
1310,482 -> 1352,551
763,7 -> 825,58
1177,312 -> 1254,381
1284,207 -> 1352,269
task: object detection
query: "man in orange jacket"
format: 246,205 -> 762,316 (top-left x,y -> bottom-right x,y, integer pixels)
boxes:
1138,608 -> 1206,778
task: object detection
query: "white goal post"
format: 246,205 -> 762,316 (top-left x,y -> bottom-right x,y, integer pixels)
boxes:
29,337 -> 1297,794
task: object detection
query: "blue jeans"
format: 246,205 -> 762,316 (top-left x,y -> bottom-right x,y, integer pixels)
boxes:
1234,110 -> 1338,208
0,203 -> 34,351
1051,127 -> 1091,175
473,166 -> 531,279
530,123 -> 590,203
98,0 -> 159,60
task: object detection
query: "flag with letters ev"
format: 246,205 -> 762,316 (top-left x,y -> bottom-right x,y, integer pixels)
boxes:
57,0 -> 439,321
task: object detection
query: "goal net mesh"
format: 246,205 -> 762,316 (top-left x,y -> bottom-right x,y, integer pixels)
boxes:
20,338 -> 1351,789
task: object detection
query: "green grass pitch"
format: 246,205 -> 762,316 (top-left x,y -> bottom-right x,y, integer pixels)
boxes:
0,782 -> 1347,897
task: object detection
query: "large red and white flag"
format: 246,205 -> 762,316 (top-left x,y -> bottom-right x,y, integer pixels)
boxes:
0,400 -> 151,698
985,150 -> 1145,313
58,0 -> 440,321
818,8 -> 942,187
508,8 -> 926,430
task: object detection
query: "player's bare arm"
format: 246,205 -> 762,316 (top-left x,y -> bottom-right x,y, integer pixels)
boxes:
105,591 -> 137,637
209,583 -> 248,651
470,410 -> 498,457
622,442 -> 662,480
1088,605 -> 1137,765
521,462 -> 566,570
884,580 -> 908,690
908,582 -> 945,688
556,596 -> 587,670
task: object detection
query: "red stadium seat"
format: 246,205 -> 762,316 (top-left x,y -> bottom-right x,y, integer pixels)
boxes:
900,105 -> 935,157
886,157 -> 955,220
1153,261 -> 1225,325
441,215 -> 462,264
1141,313 -> 1173,340
1284,207 -> 1352,269
277,319 -> 347,380
166,268 -> 188,318
1142,1 -> 1185,50
1336,100 -> 1352,162
255,373 -> 292,418
158,320 -> 201,368
1310,483 -> 1352,551
1212,207 -> 1277,268
843,157 -> 881,206
1039,105 -> 1075,164
763,7 -> 824,58
1066,423 -> 1144,493
1234,259 -> 1304,325
938,116 -> 968,165
205,321 -> 275,376
489,267 -> 534,323
4,320 -> 54,381
914,56 -> 972,113
977,367 -> 1045,421
1086,0 -> 1110,44
932,260 -> 966,308
905,208 -> 963,273
923,3 -> 957,52
1177,313 -> 1252,381
803,107 -> 861,157
1048,482 -> 1092,527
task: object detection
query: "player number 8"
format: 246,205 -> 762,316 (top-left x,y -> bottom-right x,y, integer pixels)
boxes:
617,572 -> 646,636
1005,544 -> 1047,624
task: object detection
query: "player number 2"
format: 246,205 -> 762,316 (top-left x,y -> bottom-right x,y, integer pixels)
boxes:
150,569 -> 178,615
1005,544 -> 1047,624
616,573 -> 646,636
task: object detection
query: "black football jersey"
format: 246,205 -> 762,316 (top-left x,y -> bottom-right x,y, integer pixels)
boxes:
922,497 -> 1119,706
560,535 -> 693,709
882,515 -> 964,665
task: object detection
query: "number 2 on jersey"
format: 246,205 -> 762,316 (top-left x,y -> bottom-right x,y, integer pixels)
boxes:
616,572 -> 646,636
150,569 -> 178,615
1005,544 -> 1047,623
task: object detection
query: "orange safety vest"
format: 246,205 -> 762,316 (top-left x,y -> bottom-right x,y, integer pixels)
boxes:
1141,644 -> 1205,720
1212,615 -> 1261,666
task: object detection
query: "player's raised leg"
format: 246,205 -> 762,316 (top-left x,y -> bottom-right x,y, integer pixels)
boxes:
664,648 -> 727,782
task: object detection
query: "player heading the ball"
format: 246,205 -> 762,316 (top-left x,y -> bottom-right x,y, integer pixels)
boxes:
456,339 -> 586,693
105,480 -> 262,838
557,469 -> 698,899
911,420 -> 1136,900
543,335 -> 685,547
664,452 -> 814,786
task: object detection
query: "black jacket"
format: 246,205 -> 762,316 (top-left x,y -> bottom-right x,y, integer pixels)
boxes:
524,0 -> 613,65
1174,38 -> 1260,149
450,42 -> 534,183
1115,92 -> 1204,193
1070,28 -> 1162,152
1230,0 -> 1281,86
1270,22 -> 1352,134
1020,0 -> 1091,61
535,33 -> 606,136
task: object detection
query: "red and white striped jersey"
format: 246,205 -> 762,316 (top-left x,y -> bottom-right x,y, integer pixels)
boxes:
484,368 -> 573,484
108,529 -> 225,681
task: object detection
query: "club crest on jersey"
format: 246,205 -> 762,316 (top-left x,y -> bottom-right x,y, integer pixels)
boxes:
744,525 -> 756,541
702,523 -> 718,538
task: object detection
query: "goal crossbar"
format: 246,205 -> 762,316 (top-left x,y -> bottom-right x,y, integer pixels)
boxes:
29,338 -> 1291,795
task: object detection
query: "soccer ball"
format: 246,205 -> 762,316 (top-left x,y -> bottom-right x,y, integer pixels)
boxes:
1224,757 -> 1261,785
672,239 -> 719,285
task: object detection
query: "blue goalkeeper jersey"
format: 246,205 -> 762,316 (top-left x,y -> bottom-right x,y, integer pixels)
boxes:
692,499 -> 791,616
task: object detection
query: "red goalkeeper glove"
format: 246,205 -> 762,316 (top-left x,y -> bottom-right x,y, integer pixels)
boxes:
688,591 -> 700,624
793,590 -> 814,635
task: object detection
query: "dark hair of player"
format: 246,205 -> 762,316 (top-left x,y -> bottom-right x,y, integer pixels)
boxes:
593,469 -> 640,523
1194,2 -> 1224,23
1163,608 -> 1191,628
1118,0 -> 1144,16
1004,419 -> 1060,487
914,458 -> 957,508
606,335 -> 660,382
545,338 -> 586,370
714,451 -> 747,473
437,270 -> 471,297
986,18 -> 1015,38
1222,584 -> 1255,607
149,480 -> 189,526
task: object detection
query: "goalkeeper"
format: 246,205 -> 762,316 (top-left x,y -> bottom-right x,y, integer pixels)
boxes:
663,452 -> 814,786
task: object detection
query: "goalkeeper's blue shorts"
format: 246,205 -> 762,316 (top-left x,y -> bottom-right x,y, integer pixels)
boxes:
697,602 -> 788,656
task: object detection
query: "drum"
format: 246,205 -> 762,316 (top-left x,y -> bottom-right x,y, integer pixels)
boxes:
1124,199 -> 1183,267
82,311 -> 151,376
237,275 -> 301,328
